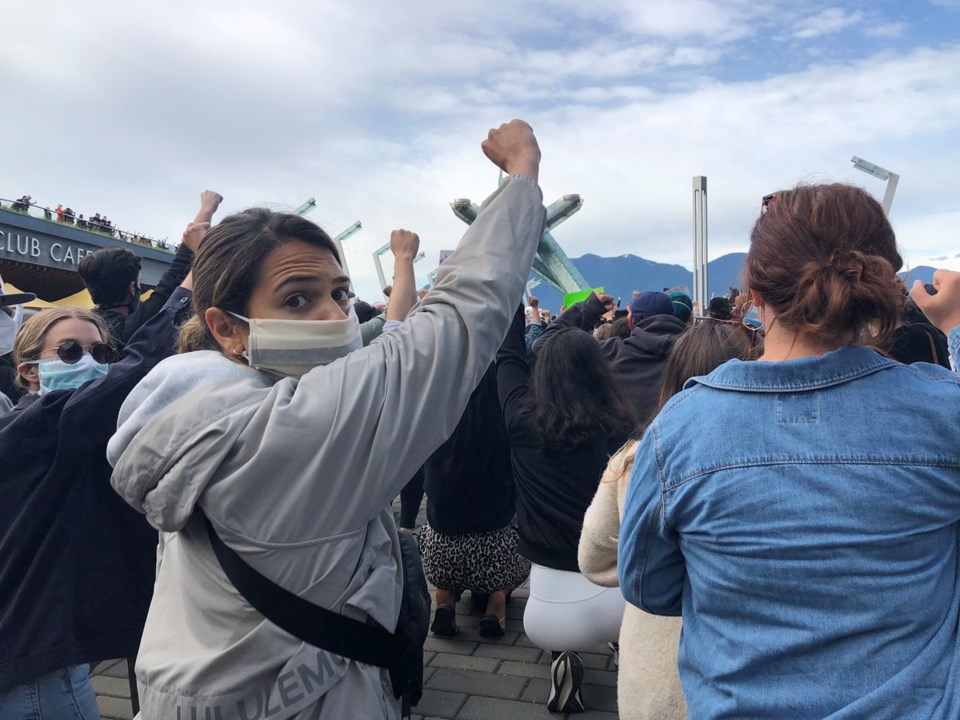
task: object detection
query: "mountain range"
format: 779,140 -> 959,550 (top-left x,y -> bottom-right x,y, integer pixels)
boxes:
528,253 -> 938,312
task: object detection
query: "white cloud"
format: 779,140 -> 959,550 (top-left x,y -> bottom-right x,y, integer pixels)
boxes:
793,8 -> 864,39
613,0 -> 759,42
897,211 -> 960,273
2,2 -> 959,301
864,22 -> 907,38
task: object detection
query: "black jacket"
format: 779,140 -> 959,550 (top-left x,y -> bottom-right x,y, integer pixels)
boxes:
0,288 -> 192,689
885,321 -> 950,368
423,364 -> 515,536
97,244 -> 193,352
883,302 -> 950,370
537,294 -> 687,422
497,306 -> 627,571
0,354 -> 21,404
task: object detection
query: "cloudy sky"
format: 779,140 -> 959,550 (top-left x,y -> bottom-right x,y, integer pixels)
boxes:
3,0 -> 959,299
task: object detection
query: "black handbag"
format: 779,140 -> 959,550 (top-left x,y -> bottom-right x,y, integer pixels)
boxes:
203,515 -> 430,717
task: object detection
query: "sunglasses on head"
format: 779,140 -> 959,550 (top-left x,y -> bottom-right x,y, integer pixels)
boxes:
761,193 -> 777,215
44,341 -> 117,365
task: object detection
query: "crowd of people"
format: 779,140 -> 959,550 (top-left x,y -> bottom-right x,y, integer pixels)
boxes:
4,194 -> 167,250
2,120 -> 960,720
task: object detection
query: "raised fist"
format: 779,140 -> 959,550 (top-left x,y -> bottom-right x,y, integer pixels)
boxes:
529,294 -> 539,307
200,190 -> 224,212
481,120 -> 540,182
594,292 -> 615,310
911,271 -> 960,335
181,221 -> 210,253
390,229 -> 420,261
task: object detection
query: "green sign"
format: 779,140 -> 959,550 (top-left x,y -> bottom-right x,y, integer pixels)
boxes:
562,287 -> 604,309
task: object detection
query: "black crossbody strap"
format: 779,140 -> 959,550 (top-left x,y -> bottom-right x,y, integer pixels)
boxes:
203,514 -> 405,669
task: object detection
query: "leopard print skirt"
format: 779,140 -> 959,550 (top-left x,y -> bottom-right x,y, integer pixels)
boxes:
420,523 -> 531,594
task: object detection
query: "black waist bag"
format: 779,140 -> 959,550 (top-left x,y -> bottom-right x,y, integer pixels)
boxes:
203,515 -> 430,718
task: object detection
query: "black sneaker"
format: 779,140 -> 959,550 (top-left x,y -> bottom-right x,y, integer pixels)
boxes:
430,604 -> 458,638
546,650 -> 585,713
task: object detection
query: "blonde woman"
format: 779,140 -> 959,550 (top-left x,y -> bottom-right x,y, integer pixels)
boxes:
0,275 -> 192,718
579,320 -> 754,720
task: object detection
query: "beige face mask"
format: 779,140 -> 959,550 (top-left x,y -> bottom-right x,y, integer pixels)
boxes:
228,305 -> 362,378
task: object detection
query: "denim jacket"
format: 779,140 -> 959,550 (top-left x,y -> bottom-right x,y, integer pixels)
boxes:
619,341 -> 960,719
949,325 -> 960,370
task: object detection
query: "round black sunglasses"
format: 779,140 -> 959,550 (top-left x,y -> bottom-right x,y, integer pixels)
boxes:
44,341 -> 118,365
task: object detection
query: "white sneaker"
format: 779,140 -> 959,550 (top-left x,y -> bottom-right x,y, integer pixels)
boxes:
608,641 -> 620,667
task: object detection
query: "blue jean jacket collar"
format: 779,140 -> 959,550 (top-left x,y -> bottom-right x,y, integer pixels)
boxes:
686,344 -> 894,393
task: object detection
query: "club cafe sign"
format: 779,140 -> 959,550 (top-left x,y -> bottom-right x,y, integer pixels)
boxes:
1,225 -> 97,268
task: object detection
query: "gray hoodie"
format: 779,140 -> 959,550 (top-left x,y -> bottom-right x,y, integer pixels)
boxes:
107,176 -> 545,720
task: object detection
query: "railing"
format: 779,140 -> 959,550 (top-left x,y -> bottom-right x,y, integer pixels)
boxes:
0,197 -> 174,254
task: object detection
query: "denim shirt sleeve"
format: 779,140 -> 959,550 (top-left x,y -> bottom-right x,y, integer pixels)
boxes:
524,320 -> 543,354
618,422 -> 685,616
949,326 -> 960,372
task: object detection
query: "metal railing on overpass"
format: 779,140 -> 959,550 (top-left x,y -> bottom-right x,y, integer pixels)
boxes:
1,196 -> 174,253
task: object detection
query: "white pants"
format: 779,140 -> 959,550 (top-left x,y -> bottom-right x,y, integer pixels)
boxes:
523,563 -> 625,652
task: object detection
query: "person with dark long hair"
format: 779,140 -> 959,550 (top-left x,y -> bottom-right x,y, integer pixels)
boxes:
579,320 -> 755,720
619,184 -> 960,719
497,303 -> 635,713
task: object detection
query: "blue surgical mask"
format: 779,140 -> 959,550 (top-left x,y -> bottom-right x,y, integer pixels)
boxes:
743,305 -> 764,332
36,354 -> 109,394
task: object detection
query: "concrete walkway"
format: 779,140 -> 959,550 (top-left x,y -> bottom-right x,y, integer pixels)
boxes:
93,582 -> 619,720
92,501 -> 621,719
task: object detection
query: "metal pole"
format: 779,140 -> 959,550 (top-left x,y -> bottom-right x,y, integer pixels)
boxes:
295,198 -> 316,216
850,156 -> 899,217
333,221 -> 361,288
372,242 -> 390,294
882,173 -> 899,216
692,177 -> 708,312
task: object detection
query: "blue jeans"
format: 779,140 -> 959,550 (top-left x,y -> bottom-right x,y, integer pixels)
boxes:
0,665 -> 100,720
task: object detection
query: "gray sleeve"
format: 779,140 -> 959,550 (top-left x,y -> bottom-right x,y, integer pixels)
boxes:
360,315 -> 386,346
206,176 -> 546,539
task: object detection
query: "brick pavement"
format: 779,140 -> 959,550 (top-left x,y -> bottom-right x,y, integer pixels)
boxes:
92,501 -> 621,719
93,583 -> 619,720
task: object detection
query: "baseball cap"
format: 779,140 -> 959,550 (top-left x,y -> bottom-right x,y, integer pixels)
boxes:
0,274 -> 36,306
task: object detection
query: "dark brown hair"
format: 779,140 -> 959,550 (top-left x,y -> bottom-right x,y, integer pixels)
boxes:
655,320 -> 754,413
532,327 -> 635,451
178,208 -> 340,353
78,247 -> 142,305
744,184 -> 903,344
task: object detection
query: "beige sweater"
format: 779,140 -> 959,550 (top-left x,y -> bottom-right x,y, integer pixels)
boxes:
578,440 -> 687,720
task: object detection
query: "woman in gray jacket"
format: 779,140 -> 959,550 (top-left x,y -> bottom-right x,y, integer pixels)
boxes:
106,120 -> 546,720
